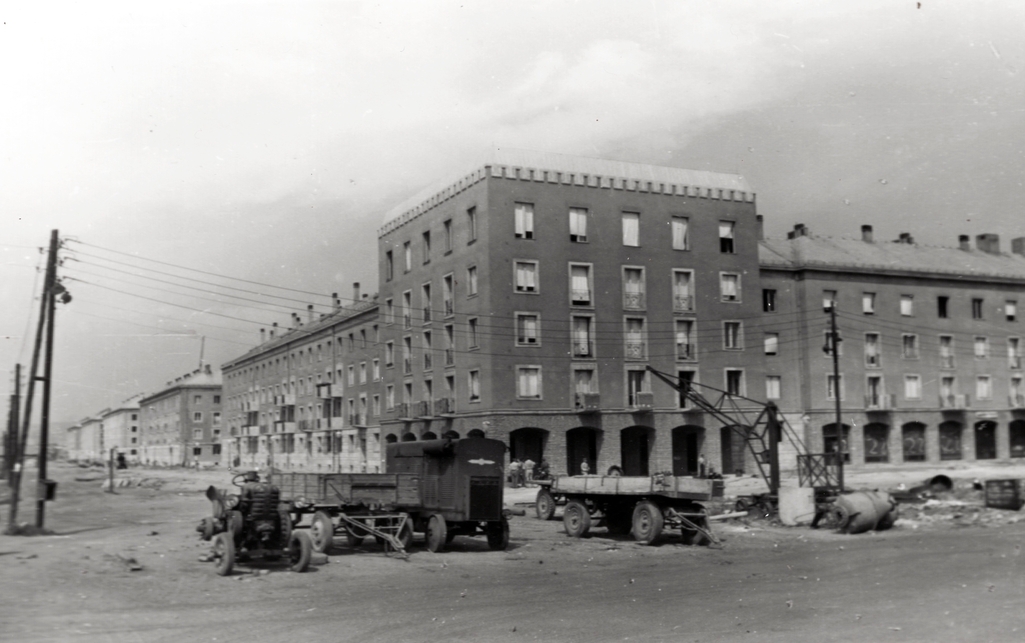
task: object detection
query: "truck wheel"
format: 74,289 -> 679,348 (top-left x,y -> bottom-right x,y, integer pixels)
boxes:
289,530 -> 312,572
309,511 -> 334,554
563,501 -> 591,538
535,489 -> 556,521
487,518 -> 511,551
632,500 -> 664,545
426,514 -> 448,552
212,532 -> 235,576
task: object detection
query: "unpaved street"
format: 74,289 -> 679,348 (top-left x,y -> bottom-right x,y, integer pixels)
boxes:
2,463 -> 1025,643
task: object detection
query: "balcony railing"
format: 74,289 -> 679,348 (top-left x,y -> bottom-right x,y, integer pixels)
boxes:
939,394 -> 970,409
625,342 -> 645,359
445,348 -> 454,366
676,343 -> 694,360
573,342 -> 593,358
444,299 -> 453,316
417,400 -> 432,418
571,290 -> 591,305
574,392 -> 601,412
623,292 -> 645,309
1010,394 -> 1025,409
864,393 -> 895,410
298,419 -> 313,432
403,313 -> 411,328
673,295 -> 693,312
396,402 -> 412,419
403,358 -> 412,375
940,355 -> 955,369
434,398 -> 454,415
632,392 -> 654,410
1010,356 -> 1022,370
423,353 -> 432,371
316,384 -> 334,399
422,306 -> 432,323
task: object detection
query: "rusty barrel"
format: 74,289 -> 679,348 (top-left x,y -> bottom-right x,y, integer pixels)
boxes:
831,491 -> 898,534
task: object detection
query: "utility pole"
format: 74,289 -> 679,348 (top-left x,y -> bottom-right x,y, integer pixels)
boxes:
828,300 -> 845,493
37,237 -> 60,528
5,364 -> 21,485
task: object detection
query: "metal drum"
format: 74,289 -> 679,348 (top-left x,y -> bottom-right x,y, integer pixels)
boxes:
831,491 -> 898,534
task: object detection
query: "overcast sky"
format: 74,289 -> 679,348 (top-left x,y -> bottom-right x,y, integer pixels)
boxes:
2,1 -> 1023,426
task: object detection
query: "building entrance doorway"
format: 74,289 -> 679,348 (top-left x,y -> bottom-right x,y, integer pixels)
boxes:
509,427 -> 547,464
566,427 -> 599,475
620,426 -> 653,476
672,426 -> 703,476
975,421 -> 997,460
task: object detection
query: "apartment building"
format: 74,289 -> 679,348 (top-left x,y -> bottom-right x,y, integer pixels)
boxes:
377,149 -> 762,477
762,224 -> 1025,466
66,414 -> 103,462
221,289 -> 383,473
102,396 -> 143,463
139,365 -> 223,466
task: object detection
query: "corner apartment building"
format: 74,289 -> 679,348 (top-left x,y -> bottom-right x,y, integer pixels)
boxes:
101,396 -> 143,463
221,290 -> 383,473
139,365 -> 223,466
66,414 -> 103,462
762,224 -> 1025,467
376,149 -> 763,477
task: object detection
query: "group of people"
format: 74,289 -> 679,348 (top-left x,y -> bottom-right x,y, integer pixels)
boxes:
507,457 -> 550,487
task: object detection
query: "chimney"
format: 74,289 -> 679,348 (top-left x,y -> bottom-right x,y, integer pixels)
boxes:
204,364 -> 212,374
897,232 -> 914,244
1012,237 -> 1025,257
307,304 -> 314,323
861,225 -> 873,243
756,215 -> 764,241
270,322 -> 277,339
332,292 -> 341,312
976,233 -> 1000,255
260,328 -> 265,343
353,282 -> 361,304
787,223 -> 807,240
959,235 -> 971,251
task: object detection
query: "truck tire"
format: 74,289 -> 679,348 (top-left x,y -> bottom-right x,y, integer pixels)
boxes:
563,500 -> 591,538
487,517 -> 510,551
289,530 -> 312,572
535,489 -> 556,521
212,532 -> 235,576
426,514 -> 448,553
632,500 -> 664,545
309,511 -> 334,554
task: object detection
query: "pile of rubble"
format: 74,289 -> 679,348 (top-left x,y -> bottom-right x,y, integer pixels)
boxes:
895,484 -> 1023,530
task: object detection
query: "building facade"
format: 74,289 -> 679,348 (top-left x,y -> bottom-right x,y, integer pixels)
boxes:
139,365 -> 223,466
221,291 -> 383,473
376,149 -> 763,477
102,396 -> 143,463
762,224 -> 1025,467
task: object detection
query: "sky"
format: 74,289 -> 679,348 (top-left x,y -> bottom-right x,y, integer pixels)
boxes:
2,0 -> 1023,427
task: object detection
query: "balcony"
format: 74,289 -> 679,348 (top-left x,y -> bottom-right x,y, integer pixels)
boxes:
625,342 -> 646,359
1010,357 -> 1022,370
939,394 -> 970,410
403,313 -> 411,329
676,343 -> 694,360
316,418 -> 330,430
258,424 -> 270,435
573,342 -> 593,358
298,419 -> 313,432
571,290 -> 591,305
444,348 -> 454,366
422,306 -> 432,323
575,392 -> 601,413
864,393 -> 895,410
434,397 -> 454,415
423,353 -> 433,371
673,295 -> 693,312
348,413 -> 366,427
940,355 -> 955,369
632,392 -> 654,411
444,299 -> 454,316
403,358 -> 412,375
1010,394 -> 1025,409
396,402 -> 412,419
316,383 -> 334,399
417,400 -> 432,418
623,292 -> 645,310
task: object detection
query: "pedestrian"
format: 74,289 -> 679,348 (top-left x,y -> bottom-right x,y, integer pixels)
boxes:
523,457 -> 535,484
509,458 -> 521,487
536,459 -> 550,480
698,453 -> 707,478
580,459 -> 590,475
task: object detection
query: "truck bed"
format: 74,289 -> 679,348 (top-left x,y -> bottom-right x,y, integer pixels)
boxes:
271,472 -> 421,508
545,475 -> 723,501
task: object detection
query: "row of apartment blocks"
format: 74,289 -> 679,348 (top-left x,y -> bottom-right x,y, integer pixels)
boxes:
70,150 -> 1025,477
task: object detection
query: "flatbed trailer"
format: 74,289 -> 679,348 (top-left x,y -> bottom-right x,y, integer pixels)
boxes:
536,473 -> 725,546
271,437 -> 510,555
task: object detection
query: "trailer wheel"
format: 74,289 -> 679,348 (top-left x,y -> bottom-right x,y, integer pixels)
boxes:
563,501 -> 591,538
487,517 -> 510,551
631,500 -> 664,545
426,514 -> 448,552
212,532 -> 235,576
309,511 -> 334,554
289,530 -> 312,572
535,489 -> 556,520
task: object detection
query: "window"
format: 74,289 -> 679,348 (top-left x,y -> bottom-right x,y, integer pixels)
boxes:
974,337 -> 989,359
468,370 -> 480,402
516,366 -> 542,399
1007,300 -> 1017,322
372,359 -> 380,381
764,333 -> 779,356
443,274 -> 454,316
570,264 -> 592,306
675,319 -> 696,361
443,219 -> 453,253
900,295 -> 914,317
348,365 -> 356,385
213,395 -> 220,405
824,330 -> 843,356
573,367 -> 597,406
385,341 -> 394,367
403,241 -> 411,272
385,250 -> 394,281
762,289 -> 776,313
403,381 -> 413,404
862,292 -> 876,315
402,291 -> 412,328
372,395 -> 381,417
467,265 -> 478,297
939,335 -> 954,368
676,370 -> 695,408
904,375 -> 921,400
467,206 -> 477,242
626,369 -> 648,407
1010,338 -> 1022,369
902,334 -> 919,359
444,324 -> 454,366
514,260 -> 538,293
976,375 -> 992,400
671,217 -> 689,250
625,317 -> 646,359
827,374 -> 844,401
514,203 -> 534,239
972,298 -> 984,319
193,412 -> 203,422
422,332 -> 432,370
766,375 -> 781,400
621,212 -> 640,246
445,374 -> 455,399
572,315 -> 594,358
516,313 -> 540,346
569,208 -> 588,242
937,295 -> 949,318
719,221 -> 735,253
194,395 -> 202,404
421,283 -> 432,323
725,369 -> 744,396
723,321 -> 743,350
720,273 -> 740,302
866,376 -> 884,408
864,333 -> 881,367
385,298 -> 394,324
623,267 -> 645,309
673,270 -> 694,312
468,318 -> 479,349
823,290 -> 837,311
422,231 -> 431,263
402,337 -> 412,374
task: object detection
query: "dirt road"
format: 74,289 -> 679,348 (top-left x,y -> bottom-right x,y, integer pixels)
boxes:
2,463 -> 1024,642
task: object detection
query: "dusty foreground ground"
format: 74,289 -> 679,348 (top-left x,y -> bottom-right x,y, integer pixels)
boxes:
2,462 -> 1025,643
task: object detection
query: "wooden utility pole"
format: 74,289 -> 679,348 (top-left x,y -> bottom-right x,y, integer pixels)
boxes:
5,364 -> 21,485
36,233 -> 60,528
828,301 -> 845,493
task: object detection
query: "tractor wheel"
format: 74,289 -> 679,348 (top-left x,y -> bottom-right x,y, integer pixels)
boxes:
535,489 -> 556,521
289,530 -> 313,572
426,514 -> 448,553
563,500 -> 591,538
278,508 -> 293,547
309,511 -> 335,554
200,517 -> 215,542
631,500 -> 664,545
487,517 -> 510,551
212,532 -> 235,576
